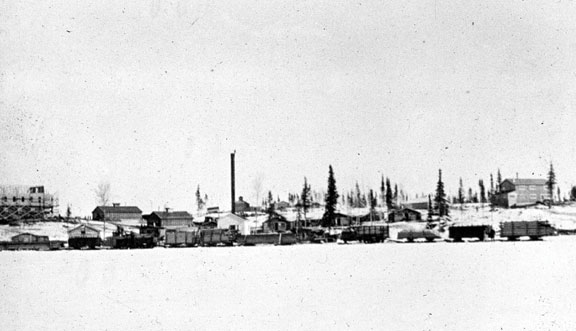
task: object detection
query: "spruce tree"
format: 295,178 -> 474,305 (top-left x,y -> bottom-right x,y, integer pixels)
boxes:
490,173 -> 494,193
479,179 -> 486,203
546,162 -> 556,208
322,165 -> 339,228
458,178 -> 464,204
354,182 -> 362,208
427,194 -> 433,220
434,169 -> 448,217
300,177 -> 311,222
195,185 -> 204,212
385,178 -> 393,210
497,169 -> 502,193
380,176 -> 386,207
369,189 -> 376,211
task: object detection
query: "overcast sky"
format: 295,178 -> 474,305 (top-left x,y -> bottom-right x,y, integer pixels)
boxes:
1,0 -> 575,216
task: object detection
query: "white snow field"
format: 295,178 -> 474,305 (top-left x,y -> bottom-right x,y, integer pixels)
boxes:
1,238 -> 576,331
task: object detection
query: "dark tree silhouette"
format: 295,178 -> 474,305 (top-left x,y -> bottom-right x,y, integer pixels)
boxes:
546,162 -> 556,208
385,177 -> 393,210
479,179 -> 487,203
434,169 -> 449,217
322,165 -> 339,228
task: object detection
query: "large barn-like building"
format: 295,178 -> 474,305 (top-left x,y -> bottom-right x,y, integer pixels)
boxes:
92,204 -> 142,222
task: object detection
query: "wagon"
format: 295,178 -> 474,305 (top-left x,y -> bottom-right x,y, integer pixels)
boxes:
198,229 -> 236,246
237,233 -> 297,246
449,225 -> 495,242
500,221 -> 555,241
397,228 -> 442,242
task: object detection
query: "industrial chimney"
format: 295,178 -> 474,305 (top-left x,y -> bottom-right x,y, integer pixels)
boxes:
231,151 -> 236,214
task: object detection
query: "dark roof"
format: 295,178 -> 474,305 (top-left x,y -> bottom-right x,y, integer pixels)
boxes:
67,224 -> 101,234
150,211 -> 193,220
93,206 -> 142,214
504,178 -> 547,186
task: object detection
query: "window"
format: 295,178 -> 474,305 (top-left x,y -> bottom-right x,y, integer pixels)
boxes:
529,194 -> 537,199
529,185 -> 536,191
517,185 -> 526,191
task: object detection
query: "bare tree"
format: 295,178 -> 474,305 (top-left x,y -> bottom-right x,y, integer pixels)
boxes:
94,182 -> 111,206
252,174 -> 264,209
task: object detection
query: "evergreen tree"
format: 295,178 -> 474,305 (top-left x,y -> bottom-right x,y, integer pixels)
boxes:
380,176 -> 386,207
300,177 -> 311,221
497,169 -> 502,193
385,178 -> 393,210
557,187 -> 561,202
490,173 -> 494,193
354,182 -> 363,208
479,179 -> 486,203
427,194 -> 433,220
195,185 -> 204,212
347,192 -> 354,207
570,186 -> 576,201
66,204 -> 72,220
394,184 -> 398,202
458,178 -> 464,204
468,188 -> 473,203
322,165 -> 339,228
546,162 -> 556,208
369,189 -> 377,211
266,193 -> 275,219
434,169 -> 448,216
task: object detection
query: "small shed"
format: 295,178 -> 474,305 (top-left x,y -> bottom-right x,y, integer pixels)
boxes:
144,211 -> 194,228
68,224 -> 101,238
388,208 -> 422,223
263,214 -> 293,233
11,233 -> 49,243
333,212 -> 352,227
217,213 -> 251,235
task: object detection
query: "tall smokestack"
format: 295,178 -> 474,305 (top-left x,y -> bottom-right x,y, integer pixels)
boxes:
231,151 -> 236,214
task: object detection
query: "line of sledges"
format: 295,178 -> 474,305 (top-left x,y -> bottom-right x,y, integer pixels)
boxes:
0,220 -> 557,251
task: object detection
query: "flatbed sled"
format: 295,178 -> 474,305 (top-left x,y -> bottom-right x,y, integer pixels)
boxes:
237,233 -> 297,246
398,228 -> 442,242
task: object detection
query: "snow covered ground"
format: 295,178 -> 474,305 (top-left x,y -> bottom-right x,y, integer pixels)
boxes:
1,237 -> 576,330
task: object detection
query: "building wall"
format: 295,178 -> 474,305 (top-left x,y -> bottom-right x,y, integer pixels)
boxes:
68,227 -> 100,238
264,219 -> 292,233
162,218 -> 194,228
507,185 -> 549,206
93,210 -> 141,221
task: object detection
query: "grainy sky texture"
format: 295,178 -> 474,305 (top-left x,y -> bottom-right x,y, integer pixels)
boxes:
1,0 -> 575,215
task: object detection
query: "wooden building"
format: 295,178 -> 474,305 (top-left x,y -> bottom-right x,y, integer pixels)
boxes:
144,211 -> 194,228
92,204 -> 142,221
11,233 -> 49,243
494,178 -> 550,208
68,224 -> 101,238
217,213 -> 251,235
263,214 -> 293,233
234,197 -> 251,214
388,208 -> 422,223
